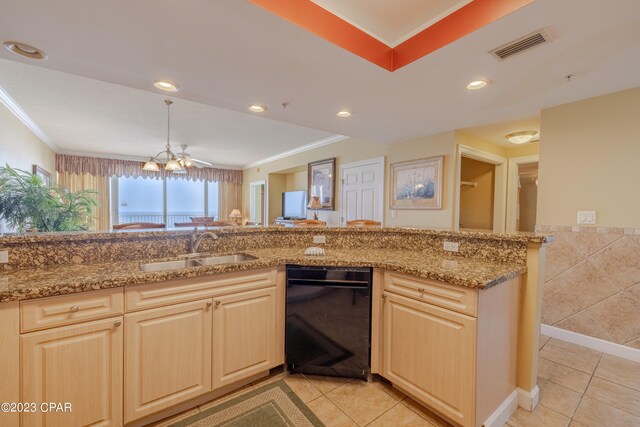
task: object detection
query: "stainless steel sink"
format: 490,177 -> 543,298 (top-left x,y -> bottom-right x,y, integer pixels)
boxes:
139,254 -> 257,272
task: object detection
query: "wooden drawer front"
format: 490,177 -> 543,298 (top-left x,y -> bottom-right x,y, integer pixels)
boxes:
126,268 -> 277,312
21,288 -> 124,333
383,271 -> 477,317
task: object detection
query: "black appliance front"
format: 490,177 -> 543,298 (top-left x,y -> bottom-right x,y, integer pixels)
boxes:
285,265 -> 372,379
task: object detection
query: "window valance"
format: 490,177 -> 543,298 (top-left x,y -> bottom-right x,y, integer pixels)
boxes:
55,154 -> 242,184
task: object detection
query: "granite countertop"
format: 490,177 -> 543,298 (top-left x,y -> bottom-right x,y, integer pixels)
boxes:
0,248 -> 526,303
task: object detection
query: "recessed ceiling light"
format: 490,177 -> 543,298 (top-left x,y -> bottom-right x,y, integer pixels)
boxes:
153,80 -> 180,92
336,110 -> 352,118
3,41 -> 46,60
506,131 -> 538,144
248,105 -> 266,113
466,80 -> 488,90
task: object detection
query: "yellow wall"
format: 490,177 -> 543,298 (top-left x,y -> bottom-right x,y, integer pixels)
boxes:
243,133 -> 456,227
0,104 -> 55,176
538,87 -> 640,227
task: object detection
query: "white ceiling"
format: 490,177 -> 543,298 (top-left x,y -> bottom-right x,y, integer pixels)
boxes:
0,59 -> 335,168
0,0 -> 639,165
310,0 -> 472,46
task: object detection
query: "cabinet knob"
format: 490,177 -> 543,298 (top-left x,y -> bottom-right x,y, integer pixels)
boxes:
69,305 -> 79,313
206,301 -> 213,308
381,293 -> 387,299
114,321 -> 122,327
418,288 -> 425,294
215,300 -> 221,306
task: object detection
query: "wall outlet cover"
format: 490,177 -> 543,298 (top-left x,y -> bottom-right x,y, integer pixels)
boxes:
443,241 -> 460,252
313,235 -> 326,244
577,210 -> 596,225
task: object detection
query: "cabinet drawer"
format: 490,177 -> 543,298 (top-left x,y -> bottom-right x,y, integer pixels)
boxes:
383,271 -> 477,317
126,268 -> 277,311
20,288 -> 124,333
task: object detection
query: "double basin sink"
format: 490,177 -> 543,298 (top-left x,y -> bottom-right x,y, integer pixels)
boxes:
140,254 -> 257,272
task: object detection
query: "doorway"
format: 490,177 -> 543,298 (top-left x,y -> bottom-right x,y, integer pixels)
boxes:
507,155 -> 539,232
249,180 -> 265,225
455,145 -> 507,232
459,157 -> 496,230
339,157 -> 385,226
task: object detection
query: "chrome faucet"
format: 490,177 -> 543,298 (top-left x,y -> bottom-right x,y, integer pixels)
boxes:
190,228 -> 219,253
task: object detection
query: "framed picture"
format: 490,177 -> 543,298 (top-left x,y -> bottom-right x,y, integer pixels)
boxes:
308,158 -> 336,210
32,165 -> 52,187
390,156 -> 443,210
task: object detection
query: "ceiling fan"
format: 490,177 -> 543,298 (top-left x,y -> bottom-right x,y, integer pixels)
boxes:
176,144 -> 213,168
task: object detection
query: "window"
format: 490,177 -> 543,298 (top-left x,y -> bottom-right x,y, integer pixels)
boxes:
167,178 -> 205,224
112,177 -> 219,227
116,177 -> 163,224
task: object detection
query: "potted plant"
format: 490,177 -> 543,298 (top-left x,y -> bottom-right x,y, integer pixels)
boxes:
0,165 -> 98,232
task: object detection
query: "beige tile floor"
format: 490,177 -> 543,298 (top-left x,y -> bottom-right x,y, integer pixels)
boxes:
152,336 -> 640,427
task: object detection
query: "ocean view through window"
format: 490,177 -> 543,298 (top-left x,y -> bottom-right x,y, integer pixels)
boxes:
113,176 -> 219,227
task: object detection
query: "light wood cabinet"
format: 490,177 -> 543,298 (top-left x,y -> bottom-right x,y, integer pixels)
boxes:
21,317 -> 123,427
124,299 -> 212,423
378,271 -> 521,427
212,287 -> 277,388
382,291 -> 476,427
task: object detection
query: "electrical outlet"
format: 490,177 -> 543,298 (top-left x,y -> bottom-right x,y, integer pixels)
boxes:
391,210 -> 397,218
443,241 -> 459,252
577,210 -> 596,225
313,235 -> 326,244
0,250 -> 8,264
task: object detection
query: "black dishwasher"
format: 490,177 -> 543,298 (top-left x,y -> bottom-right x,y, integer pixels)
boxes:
285,265 -> 372,379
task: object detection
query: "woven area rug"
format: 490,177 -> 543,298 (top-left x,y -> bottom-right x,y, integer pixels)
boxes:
170,380 -> 325,427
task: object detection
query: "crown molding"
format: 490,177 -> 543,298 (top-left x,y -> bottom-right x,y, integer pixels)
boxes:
243,135 -> 349,169
0,83 -> 55,150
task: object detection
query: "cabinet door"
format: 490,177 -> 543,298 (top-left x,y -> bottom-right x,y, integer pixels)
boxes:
213,287 -> 277,388
124,299 -> 212,423
21,317 -> 123,427
382,292 -> 476,427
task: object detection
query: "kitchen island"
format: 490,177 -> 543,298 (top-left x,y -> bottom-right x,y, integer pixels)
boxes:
0,227 -> 552,427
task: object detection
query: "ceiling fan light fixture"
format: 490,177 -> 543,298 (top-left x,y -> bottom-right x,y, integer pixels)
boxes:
165,158 -> 182,171
143,158 -> 160,172
153,80 -> 180,92
506,130 -> 538,144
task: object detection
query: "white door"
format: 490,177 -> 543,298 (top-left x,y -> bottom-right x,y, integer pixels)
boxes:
340,157 -> 384,226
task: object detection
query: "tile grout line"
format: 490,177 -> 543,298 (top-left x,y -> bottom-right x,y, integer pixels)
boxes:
570,352 -> 604,424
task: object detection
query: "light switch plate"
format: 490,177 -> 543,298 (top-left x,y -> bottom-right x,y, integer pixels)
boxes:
443,241 -> 459,252
0,250 -> 8,264
313,235 -> 326,244
577,211 -> 596,225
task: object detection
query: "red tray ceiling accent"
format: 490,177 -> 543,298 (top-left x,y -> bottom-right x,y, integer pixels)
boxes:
250,0 -> 535,71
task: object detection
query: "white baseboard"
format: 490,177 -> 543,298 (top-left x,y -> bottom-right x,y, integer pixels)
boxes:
483,389 -> 519,427
517,386 -> 539,411
541,324 -> 640,362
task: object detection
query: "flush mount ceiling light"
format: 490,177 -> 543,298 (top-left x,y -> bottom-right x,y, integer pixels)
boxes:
153,80 -> 180,92
3,41 -> 46,60
143,100 -> 184,172
506,130 -> 538,144
336,110 -> 352,118
248,105 -> 266,113
466,79 -> 488,90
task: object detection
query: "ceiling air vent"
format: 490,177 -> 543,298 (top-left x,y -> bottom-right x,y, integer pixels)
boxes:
490,28 -> 553,61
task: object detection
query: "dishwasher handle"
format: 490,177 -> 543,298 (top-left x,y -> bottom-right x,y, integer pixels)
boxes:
287,278 -> 370,289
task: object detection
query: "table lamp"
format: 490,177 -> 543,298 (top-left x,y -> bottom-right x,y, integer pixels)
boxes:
307,196 -> 321,220
229,209 -> 242,224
